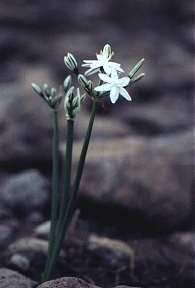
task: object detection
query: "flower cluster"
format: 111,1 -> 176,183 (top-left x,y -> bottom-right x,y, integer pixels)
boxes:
80,43 -> 144,104
31,44 -> 144,282
33,44 -> 144,116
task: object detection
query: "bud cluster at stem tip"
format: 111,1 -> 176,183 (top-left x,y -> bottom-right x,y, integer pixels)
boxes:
31,83 -> 62,109
64,87 -> 81,120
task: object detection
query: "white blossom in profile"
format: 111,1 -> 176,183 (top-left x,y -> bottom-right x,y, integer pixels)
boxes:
82,44 -> 123,76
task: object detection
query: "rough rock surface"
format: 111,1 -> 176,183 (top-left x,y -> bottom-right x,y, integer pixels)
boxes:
37,277 -> 100,288
0,224 -> 14,247
72,132 -> 193,229
0,268 -> 35,288
0,170 -> 49,215
0,85 -> 52,166
113,95 -> 193,136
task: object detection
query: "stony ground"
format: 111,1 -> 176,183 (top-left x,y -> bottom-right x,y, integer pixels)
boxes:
0,1 -> 194,287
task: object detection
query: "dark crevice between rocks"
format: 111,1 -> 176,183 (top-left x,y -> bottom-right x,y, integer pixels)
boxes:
77,196 -> 195,238
128,119 -> 192,137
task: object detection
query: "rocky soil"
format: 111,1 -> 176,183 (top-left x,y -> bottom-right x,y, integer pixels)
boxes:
0,0 -> 194,287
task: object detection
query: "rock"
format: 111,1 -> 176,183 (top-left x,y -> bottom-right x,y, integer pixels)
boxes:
27,211 -> 45,225
113,95 -> 193,136
8,238 -> 50,277
88,234 -> 134,271
34,221 -> 50,238
0,204 -> 12,220
0,224 -> 14,247
8,237 -> 65,270
71,131 -> 193,229
10,254 -> 30,271
114,286 -> 140,288
0,268 -> 35,287
0,170 -> 49,215
0,84 -> 52,166
130,232 -> 195,287
76,110 -> 131,140
37,277 -> 100,288
9,237 -> 50,256
168,232 -> 195,252
33,231 -> 194,288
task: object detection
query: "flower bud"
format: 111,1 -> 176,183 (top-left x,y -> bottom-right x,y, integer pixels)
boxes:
51,95 -> 63,108
72,88 -> 81,112
78,74 -> 93,93
51,87 -> 57,98
43,83 -> 50,99
64,53 -> 78,73
64,87 -> 80,120
128,58 -> 144,79
102,43 -> 113,59
63,75 -> 72,93
131,73 -> 145,84
78,74 -> 88,88
87,80 -> 93,92
31,83 -> 43,97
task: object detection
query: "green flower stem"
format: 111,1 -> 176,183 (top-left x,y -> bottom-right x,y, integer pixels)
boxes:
69,99 -> 97,217
46,99 -> 97,279
57,119 -> 74,233
42,110 -> 60,282
43,118 -> 74,281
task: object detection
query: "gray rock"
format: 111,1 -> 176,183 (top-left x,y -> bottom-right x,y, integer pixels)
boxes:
27,211 -> 45,225
76,110 -> 131,140
0,85 -> 52,165
0,268 -> 35,287
71,131 -> 193,229
88,234 -> 134,271
130,232 -> 195,287
114,95 -> 193,136
37,277 -> 100,288
0,170 -> 49,215
10,254 -> 30,271
168,232 -> 195,252
0,224 -> 14,247
0,205 -> 12,220
8,237 -> 65,270
34,221 -> 50,238
114,286 -> 140,288
9,237 -> 50,256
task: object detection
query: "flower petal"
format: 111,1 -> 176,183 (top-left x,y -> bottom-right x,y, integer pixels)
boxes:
110,62 -> 124,72
85,67 -> 100,76
103,64 -> 112,75
82,63 -> 91,67
97,54 -> 104,61
117,77 -> 130,87
110,86 -> 119,103
119,87 -> 131,101
83,60 -> 96,63
98,73 -> 112,83
95,83 -> 111,92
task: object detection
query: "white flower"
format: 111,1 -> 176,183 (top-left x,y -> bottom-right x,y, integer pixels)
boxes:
95,72 -> 131,104
82,44 -> 123,76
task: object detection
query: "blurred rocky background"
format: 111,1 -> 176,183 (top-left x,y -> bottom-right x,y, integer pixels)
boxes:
0,1 -> 194,287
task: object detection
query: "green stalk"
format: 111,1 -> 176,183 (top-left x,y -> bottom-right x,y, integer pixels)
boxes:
46,99 -> 97,278
42,110 -> 60,282
72,99 -> 97,200
43,119 -> 74,281
56,119 -> 74,233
